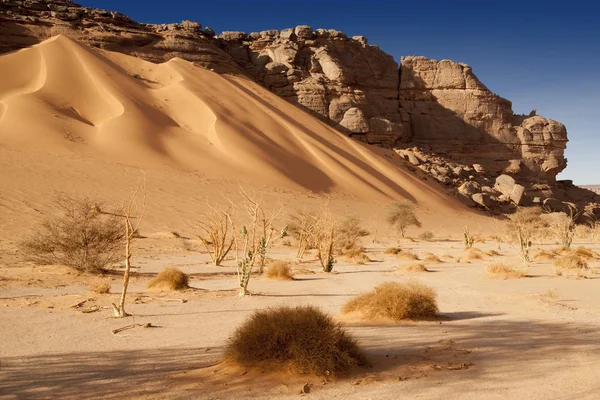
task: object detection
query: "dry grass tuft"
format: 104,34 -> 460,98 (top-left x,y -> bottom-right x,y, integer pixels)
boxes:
264,260 -> 294,280
459,248 -> 485,262
90,281 -> 111,294
340,247 -> 372,264
486,262 -> 526,279
533,249 -> 558,262
554,255 -> 589,278
148,268 -> 189,291
397,263 -> 429,273
422,252 -> 443,264
225,305 -> 366,376
342,281 -> 438,321
396,250 -> 419,261
570,246 -> 599,260
485,249 -> 501,257
418,230 -> 434,240
384,247 -> 402,255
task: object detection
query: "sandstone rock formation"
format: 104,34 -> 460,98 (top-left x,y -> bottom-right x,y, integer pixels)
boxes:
399,56 -> 568,181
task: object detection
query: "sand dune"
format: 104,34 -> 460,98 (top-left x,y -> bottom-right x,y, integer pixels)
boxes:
0,35 -> 465,212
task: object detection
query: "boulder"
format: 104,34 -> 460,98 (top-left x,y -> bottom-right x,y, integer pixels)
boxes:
294,25 -> 313,39
458,181 -> 481,196
472,193 -> 492,208
339,108 -> 369,133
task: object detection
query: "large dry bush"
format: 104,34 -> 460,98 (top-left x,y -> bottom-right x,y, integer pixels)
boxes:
225,305 -> 366,377
20,194 -> 123,274
196,204 -> 235,266
148,268 -> 189,291
541,212 -> 576,249
342,281 -> 438,321
264,260 -> 294,280
486,262 -> 526,279
336,215 -> 369,252
554,254 -> 589,278
505,207 -> 545,263
287,210 -> 317,259
387,201 -> 422,239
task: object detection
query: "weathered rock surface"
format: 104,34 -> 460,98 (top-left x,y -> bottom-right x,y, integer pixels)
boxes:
399,56 -> 568,181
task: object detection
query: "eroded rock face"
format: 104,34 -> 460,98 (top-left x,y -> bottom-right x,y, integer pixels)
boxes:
0,0 -> 241,73
217,25 -> 404,146
399,56 -> 568,181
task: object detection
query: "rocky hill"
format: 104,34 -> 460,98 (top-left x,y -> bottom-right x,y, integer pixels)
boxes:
0,0 -> 597,218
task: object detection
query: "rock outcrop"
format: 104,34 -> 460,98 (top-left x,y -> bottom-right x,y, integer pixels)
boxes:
216,26 -> 404,146
399,56 -> 568,181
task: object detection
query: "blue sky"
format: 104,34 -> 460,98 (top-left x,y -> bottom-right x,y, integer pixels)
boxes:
80,0 -> 600,184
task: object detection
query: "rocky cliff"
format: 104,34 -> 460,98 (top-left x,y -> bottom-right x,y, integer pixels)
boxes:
1,0 -> 595,217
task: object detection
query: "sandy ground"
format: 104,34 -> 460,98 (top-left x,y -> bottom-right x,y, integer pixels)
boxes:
1,237 -> 600,400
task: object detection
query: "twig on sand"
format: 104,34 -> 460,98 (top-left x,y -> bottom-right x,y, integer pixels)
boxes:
111,322 -> 156,335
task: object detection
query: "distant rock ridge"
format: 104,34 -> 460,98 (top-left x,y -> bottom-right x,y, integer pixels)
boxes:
1,0 -> 596,217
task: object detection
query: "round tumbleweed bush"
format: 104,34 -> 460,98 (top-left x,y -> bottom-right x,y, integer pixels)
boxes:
148,268 -> 189,291
342,281 -> 438,321
225,305 -> 366,376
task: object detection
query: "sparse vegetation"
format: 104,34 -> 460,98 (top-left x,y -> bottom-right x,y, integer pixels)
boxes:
336,215 -> 369,253
571,246 -> 599,260
90,281 -> 111,294
486,262 -> 526,279
313,207 -> 337,272
554,254 -> 589,278
287,210 -> 317,259
418,230 -> 434,240
422,253 -> 443,263
148,268 -> 189,291
542,212 -> 576,249
384,247 -> 402,255
396,250 -> 419,261
342,281 -> 438,321
196,204 -> 235,266
225,305 -> 366,376
387,201 -> 421,239
533,248 -> 558,261
340,247 -> 371,264
460,248 -> 485,262
463,226 -> 475,249
20,194 -> 123,274
397,263 -> 429,273
264,260 -> 294,280
505,207 -> 544,263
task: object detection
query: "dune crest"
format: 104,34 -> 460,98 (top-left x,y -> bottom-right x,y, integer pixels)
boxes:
0,35 -> 463,212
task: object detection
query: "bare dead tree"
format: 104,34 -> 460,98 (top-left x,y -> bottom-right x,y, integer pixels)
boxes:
196,203 -> 235,265
101,175 -> 146,318
288,210 -> 317,259
313,206 -> 337,273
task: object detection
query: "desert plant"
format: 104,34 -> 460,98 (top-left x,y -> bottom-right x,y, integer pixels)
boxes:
571,246 -> 599,260
287,210 -> 317,259
340,247 -> 371,264
554,254 -> 589,278
418,230 -> 435,240
313,207 -> 337,272
397,263 -> 429,273
387,201 -> 421,239
264,260 -> 294,280
336,215 -> 369,252
463,226 -> 475,249
384,247 -> 402,255
506,207 -> 544,263
542,211 -> 576,249
225,305 -> 366,376
196,204 -> 235,266
148,268 -> 189,290
486,262 -> 526,279
20,194 -> 123,274
396,250 -> 419,261
422,253 -> 443,263
533,248 -> 558,261
342,281 -> 438,321
90,281 -> 111,294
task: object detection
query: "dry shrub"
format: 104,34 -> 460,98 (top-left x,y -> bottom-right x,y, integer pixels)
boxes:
387,201 -> 422,239
196,204 -> 235,266
485,250 -> 501,257
486,262 -> 526,279
148,268 -> 189,291
422,253 -> 442,263
336,215 -> 369,252
90,281 -> 111,294
533,249 -> 558,261
505,207 -> 545,262
287,210 -> 317,258
541,212 -> 575,248
384,247 -> 402,255
418,230 -> 434,240
460,248 -> 485,262
20,194 -> 123,274
340,247 -> 371,264
397,263 -> 429,273
342,281 -> 438,321
225,305 -> 366,376
396,251 -> 419,261
265,260 -> 293,280
554,255 -> 589,278
571,246 -> 599,260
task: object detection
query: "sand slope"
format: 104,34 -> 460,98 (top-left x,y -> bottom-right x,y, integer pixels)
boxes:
0,35 -> 464,211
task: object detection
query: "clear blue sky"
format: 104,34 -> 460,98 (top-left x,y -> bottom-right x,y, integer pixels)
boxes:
80,0 -> 600,184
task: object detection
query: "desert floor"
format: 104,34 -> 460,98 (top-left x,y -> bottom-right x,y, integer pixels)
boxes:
1,236 -> 599,400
